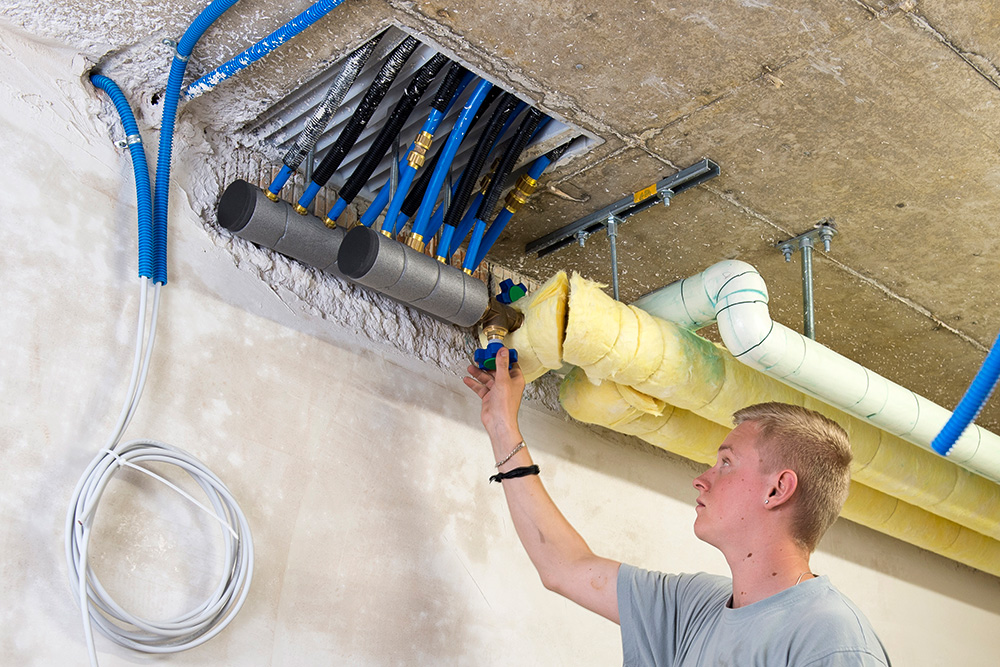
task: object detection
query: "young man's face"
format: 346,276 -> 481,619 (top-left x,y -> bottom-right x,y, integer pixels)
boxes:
692,421 -> 772,549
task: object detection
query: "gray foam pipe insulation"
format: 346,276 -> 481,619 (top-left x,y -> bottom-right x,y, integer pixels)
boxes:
217,179 -> 489,328
219,179 -> 345,277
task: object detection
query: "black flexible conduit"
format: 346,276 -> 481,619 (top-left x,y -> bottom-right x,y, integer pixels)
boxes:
431,62 -> 467,112
441,91 -> 520,231
282,35 -> 381,171
475,107 -> 544,221
308,36 -> 419,190
399,86 -> 504,219
335,53 -> 449,206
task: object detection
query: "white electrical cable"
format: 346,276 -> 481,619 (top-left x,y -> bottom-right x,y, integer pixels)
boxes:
65,278 -> 254,666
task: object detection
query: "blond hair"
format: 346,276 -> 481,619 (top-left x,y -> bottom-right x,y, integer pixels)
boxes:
733,402 -> 852,552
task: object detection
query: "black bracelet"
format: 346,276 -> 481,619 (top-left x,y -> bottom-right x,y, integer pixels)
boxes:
489,465 -> 540,484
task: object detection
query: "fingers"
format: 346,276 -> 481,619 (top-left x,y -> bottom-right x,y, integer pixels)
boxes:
462,375 -> 488,398
494,347 -> 511,382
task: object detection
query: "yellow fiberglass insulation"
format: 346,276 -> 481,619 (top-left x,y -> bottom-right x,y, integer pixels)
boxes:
505,271 -> 569,383
558,273 -> 1000,544
559,370 -> 1000,578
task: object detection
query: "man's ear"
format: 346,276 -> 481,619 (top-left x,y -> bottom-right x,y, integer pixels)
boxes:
765,469 -> 798,509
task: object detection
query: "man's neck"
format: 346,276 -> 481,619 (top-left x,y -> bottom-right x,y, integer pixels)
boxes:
725,540 -> 813,608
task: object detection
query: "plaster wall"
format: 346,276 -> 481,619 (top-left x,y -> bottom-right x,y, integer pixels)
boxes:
1,20 -> 999,667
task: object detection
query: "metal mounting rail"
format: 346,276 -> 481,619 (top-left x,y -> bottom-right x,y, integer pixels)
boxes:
525,158 -> 720,258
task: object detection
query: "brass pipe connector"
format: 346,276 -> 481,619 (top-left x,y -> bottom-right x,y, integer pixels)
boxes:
323,217 -> 337,229
294,203 -> 309,215
477,297 -> 524,339
263,189 -> 279,203
406,232 -> 426,253
503,173 -> 538,214
407,131 -> 433,169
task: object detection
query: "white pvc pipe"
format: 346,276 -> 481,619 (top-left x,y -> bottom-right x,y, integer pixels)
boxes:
633,259 -> 1000,483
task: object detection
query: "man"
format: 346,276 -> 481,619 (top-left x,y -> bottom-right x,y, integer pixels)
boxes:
464,347 -> 890,666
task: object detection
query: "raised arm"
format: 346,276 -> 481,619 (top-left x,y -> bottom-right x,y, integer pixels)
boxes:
464,347 -> 621,623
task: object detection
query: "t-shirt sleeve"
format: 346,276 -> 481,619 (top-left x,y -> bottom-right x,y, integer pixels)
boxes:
802,649 -> 891,666
617,564 -> 730,667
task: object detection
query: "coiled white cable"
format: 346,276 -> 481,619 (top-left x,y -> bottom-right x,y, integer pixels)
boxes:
65,278 -> 254,666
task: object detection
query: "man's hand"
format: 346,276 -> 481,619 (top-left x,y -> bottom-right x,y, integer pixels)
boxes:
463,347 -> 525,447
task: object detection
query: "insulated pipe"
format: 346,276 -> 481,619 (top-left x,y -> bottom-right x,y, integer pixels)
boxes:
558,369 -> 1000,578
560,273 -> 1000,540
155,0 -> 242,285
326,53 -> 449,224
90,74 -> 154,280
267,36 -> 381,199
472,138 -> 573,268
632,260 -> 1000,482
296,36 -> 419,212
337,225 -> 488,326
408,79 -> 494,246
462,107 -> 544,273
218,179 -> 344,276
359,64 -> 471,229
182,0 -> 347,100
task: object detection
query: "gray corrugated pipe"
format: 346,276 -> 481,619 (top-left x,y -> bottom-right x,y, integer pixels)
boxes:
337,225 -> 488,327
217,179 -> 345,277
633,259 -> 1000,483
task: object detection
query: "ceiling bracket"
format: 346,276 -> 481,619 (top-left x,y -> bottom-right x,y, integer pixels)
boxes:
525,158 -> 720,262
777,219 -> 837,340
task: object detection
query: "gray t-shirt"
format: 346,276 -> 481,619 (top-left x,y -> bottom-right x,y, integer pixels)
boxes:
618,564 -> 890,666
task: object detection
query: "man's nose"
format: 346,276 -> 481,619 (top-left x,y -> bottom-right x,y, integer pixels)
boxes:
693,474 -> 708,492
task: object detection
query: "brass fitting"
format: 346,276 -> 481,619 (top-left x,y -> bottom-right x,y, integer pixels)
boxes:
463,267 -> 473,276
263,189 -> 279,202
407,131 -> 433,169
437,255 -> 448,264
478,172 -> 492,195
406,233 -> 426,253
477,297 -> 524,338
380,229 -> 394,238
503,174 -> 538,214
323,217 -> 337,230
293,203 -> 308,215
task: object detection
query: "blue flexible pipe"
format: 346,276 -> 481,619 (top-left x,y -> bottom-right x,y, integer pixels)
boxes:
472,154 -> 551,268
931,331 -> 1000,456
365,70 -> 474,230
90,74 -> 154,280
182,0 -> 346,100
409,79 -> 493,242
155,0 -> 242,285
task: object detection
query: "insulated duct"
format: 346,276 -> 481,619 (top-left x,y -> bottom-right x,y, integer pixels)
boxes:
502,270 -> 1000,576
336,225 -> 488,327
632,260 -> 1000,483
218,179 -> 345,276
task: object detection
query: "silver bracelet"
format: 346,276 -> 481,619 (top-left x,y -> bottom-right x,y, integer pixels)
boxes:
495,441 -> 525,468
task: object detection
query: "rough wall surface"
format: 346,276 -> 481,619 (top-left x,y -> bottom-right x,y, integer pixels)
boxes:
2,8 -> 1000,667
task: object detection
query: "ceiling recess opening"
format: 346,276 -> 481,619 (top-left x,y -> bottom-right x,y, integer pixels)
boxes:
247,25 -> 600,212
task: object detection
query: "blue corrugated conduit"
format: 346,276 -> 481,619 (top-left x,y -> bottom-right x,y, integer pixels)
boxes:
362,64 -> 471,230
473,139 -> 573,268
73,4 -> 257,666
182,0 -> 347,100
932,331 -> 1000,456
408,78 -> 494,248
266,35 -> 381,200
155,0 -> 242,285
434,92 -> 520,256
325,53 -> 449,225
89,74 -> 154,280
296,36 -> 419,213
462,107 -> 544,273
390,86 -> 502,235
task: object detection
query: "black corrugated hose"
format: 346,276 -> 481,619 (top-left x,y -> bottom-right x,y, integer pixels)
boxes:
475,107 -> 545,221
335,53 -> 450,207
441,91 -> 520,231
307,36 -> 419,191
398,86 -> 504,218
431,62 -> 467,112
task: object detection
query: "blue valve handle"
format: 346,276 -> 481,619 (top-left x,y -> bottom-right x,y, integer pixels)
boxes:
497,278 -> 527,305
474,340 -> 518,371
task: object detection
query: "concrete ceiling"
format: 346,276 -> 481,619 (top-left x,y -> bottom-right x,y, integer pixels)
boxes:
9,0 -> 998,430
